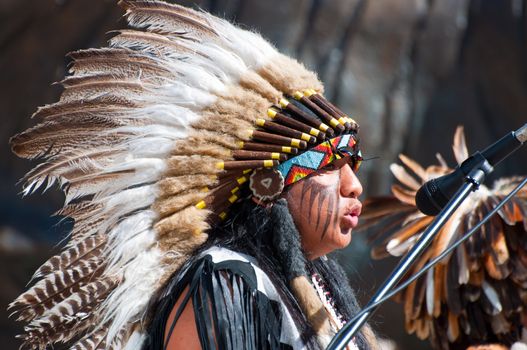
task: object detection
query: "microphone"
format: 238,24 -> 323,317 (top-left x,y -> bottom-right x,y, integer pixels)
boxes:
415,124 -> 527,216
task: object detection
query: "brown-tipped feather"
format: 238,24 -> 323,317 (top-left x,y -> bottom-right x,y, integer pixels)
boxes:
119,0 -> 218,38
391,184 -> 416,206
9,258 -> 105,322
383,216 -> 433,255
33,236 -> 106,279
20,278 -> 117,348
11,129 -> 127,160
403,249 -> 432,321
32,95 -> 137,120
390,163 -> 421,190
60,79 -> 146,103
68,48 -> 174,81
69,325 -> 108,350
22,150 -> 126,190
433,264 -> 445,317
109,29 -> 197,55
452,126 -> 469,165
398,153 -> 428,181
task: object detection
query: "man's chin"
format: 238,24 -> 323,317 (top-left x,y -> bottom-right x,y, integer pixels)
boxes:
340,226 -> 353,236
335,229 -> 353,249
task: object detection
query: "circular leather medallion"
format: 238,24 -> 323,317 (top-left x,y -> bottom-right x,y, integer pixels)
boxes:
249,168 -> 285,202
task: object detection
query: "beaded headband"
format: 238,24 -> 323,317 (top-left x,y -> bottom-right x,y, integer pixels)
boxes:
277,133 -> 360,186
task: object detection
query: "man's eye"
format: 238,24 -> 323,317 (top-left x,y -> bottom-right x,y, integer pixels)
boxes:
324,163 -> 339,170
323,157 -> 347,171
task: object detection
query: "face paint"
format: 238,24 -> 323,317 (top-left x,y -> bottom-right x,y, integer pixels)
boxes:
297,173 -> 340,240
285,164 -> 363,260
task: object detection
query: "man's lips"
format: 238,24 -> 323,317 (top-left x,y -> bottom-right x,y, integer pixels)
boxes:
341,204 -> 362,230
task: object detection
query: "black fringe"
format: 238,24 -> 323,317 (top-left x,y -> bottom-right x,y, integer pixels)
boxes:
144,255 -> 290,350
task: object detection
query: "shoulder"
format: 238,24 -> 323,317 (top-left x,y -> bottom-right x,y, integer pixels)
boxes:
155,246 -> 305,350
198,246 -> 281,298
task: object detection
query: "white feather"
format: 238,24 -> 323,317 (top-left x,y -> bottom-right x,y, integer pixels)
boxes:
482,281 -> 502,315
123,136 -> 175,157
387,234 -> 421,256
105,211 -> 157,270
103,184 -> 158,214
114,124 -> 191,140
101,248 -> 166,343
122,330 -> 146,350
64,159 -> 165,203
127,104 -> 201,129
456,246 -> 469,285
205,14 -> 277,68
425,268 -> 434,316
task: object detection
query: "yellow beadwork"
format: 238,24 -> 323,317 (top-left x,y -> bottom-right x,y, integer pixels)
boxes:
237,176 -> 247,185
303,89 -> 314,97
300,133 -> 311,142
293,91 -> 303,100
309,128 -> 320,137
267,108 -> 277,118
329,119 -> 340,128
291,139 -> 301,147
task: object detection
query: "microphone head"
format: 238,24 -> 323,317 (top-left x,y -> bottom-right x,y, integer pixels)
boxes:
415,180 -> 442,216
415,170 -> 466,216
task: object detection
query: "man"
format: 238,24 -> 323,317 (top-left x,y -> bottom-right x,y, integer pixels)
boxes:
150,144 -> 371,350
9,1 -> 377,349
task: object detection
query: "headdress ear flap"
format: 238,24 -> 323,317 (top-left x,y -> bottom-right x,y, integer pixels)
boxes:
249,168 -> 284,203
269,199 -> 334,347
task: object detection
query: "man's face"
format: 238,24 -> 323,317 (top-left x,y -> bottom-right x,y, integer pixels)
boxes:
285,163 -> 363,260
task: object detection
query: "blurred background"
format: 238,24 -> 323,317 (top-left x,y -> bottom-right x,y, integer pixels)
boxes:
2,0 -> 527,349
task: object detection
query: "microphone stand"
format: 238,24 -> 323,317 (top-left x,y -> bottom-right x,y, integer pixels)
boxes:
327,159 -> 493,350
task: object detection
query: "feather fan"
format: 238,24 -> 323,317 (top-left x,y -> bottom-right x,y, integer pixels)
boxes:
362,126 -> 527,349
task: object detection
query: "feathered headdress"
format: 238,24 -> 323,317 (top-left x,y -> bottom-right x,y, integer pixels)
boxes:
361,126 -> 527,349
9,1 -> 360,349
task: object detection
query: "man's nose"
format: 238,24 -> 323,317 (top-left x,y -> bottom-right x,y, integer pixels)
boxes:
340,164 -> 363,198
